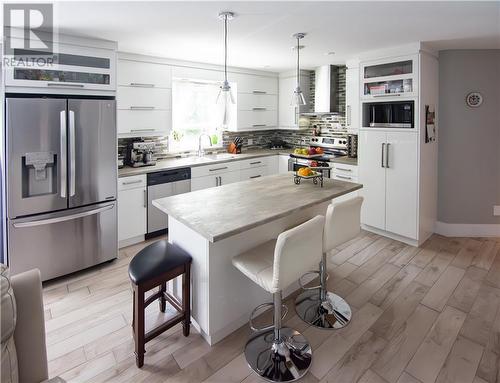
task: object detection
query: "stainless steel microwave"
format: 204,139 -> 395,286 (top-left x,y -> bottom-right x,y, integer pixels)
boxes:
362,101 -> 414,128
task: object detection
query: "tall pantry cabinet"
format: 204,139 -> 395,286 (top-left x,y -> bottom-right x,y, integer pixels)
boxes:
358,46 -> 439,246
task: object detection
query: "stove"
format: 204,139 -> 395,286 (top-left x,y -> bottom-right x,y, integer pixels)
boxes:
309,136 -> 348,159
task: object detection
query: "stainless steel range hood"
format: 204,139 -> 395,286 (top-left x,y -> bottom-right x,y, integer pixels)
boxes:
303,65 -> 341,116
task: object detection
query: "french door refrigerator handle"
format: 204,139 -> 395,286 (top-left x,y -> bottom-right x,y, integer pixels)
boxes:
69,110 -> 76,196
385,143 -> 390,168
12,204 -> 114,228
60,110 -> 67,198
381,143 -> 386,168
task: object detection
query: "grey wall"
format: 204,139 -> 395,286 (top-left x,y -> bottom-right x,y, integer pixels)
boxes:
438,50 -> 500,224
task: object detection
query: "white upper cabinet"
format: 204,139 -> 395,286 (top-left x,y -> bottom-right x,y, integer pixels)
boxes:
117,58 -> 173,136
233,73 -> 278,95
278,71 -> 310,130
5,42 -> 117,95
117,87 -> 171,110
360,54 -> 418,100
230,72 -> 279,131
237,93 -> 277,111
118,60 -> 172,88
345,66 -> 360,134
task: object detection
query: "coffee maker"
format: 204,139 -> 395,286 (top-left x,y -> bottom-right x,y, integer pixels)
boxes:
126,142 -> 156,167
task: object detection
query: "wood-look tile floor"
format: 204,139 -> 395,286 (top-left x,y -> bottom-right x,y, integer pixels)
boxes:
42,232 -> 500,383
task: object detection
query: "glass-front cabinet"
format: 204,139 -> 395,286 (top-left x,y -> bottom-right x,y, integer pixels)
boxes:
5,43 -> 116,92
361,55 -> 417,99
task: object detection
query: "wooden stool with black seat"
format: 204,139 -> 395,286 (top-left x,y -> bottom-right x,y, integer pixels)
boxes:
128,239 -> 192,368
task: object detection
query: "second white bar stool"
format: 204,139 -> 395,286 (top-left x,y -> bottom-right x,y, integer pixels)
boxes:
232,215 -> 325,382
295,197 -> 363,329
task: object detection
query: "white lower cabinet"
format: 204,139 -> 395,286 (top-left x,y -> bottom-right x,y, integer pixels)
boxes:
240,166 -> 268,180
117,175 -> 147,243
278,155 -> 290,173
359,130 -> 418,240
191,170 -> 240,191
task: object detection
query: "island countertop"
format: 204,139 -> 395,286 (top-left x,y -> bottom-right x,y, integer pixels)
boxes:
153,173 -> 362,242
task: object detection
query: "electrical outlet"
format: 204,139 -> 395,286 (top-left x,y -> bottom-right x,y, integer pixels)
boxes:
247,138 -> 253,145
494,205 -> 500,216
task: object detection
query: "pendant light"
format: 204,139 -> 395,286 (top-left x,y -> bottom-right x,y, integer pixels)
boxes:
291,32 -> 307,106
216,11 -> 235,128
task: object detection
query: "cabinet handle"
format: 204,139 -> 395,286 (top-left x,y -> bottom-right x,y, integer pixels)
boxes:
252,107 -> 267,111
130,83 -> 155,87
215,176 -> 219,187
130,106 -> 155,110
250,175 -> 262,179
250,161 -> 262,165
122,179 -> 142,185
294,106 -> 298,125
336,175 -> 352,180
381,143 -> 386,168
385,143 -> 390,168
130,128 -> 155,132
218,176 -> 222,186
252,124 -> 267,127
335,167 -> 352,172
252,90 -> 267,94
347,105 -> 351,126
373,93 -> 401,98
209,166 -> 228,172
143,189 -> 147,207
47,82 -> 85,88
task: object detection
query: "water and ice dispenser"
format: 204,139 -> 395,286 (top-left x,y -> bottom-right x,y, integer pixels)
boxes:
22,151 -> 57,197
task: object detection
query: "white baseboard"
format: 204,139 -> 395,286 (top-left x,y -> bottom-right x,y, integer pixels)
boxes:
435,221 -> 500,237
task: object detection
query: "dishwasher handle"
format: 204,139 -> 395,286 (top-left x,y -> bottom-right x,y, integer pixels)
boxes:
147,167 -> 191,186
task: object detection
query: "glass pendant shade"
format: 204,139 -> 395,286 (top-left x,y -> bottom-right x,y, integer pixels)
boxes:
291,86 -> 306,106
291,32 -> 307,107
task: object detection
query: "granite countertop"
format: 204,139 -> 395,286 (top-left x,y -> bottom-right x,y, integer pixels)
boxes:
118,149 -> 357,177
153,173 -> 362,242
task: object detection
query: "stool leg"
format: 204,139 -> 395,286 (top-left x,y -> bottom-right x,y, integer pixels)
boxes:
182,262 -> 191,337
158,283 -> 167,313
295,252 -> 352,329
244,291 -> 312,382
133,285 -> 145,368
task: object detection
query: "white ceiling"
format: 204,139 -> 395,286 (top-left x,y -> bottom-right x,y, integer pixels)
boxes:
53,1 -> 500,72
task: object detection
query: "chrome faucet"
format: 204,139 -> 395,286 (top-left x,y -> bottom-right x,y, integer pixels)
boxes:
198,134 -> 212,157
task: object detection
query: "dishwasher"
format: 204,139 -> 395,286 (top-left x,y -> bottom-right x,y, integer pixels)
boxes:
147,168 -> 191,238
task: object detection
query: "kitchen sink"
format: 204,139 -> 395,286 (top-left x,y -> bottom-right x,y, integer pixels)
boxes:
203,153 -> 238,160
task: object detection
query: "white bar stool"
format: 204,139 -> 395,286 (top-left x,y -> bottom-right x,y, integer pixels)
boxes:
232,216 -> 325,382
295,197 -> 363,329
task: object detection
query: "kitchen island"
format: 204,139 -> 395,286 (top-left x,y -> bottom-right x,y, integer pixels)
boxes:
153,173 -> 362,345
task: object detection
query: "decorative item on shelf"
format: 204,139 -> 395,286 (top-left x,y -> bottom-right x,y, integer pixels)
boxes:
216,11 -> 236,129
466,92 -> 483,108
425,105 -> 436,143
291,32 -> 307,106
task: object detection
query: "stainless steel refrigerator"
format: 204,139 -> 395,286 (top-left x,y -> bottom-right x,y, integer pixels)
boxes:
5,96 -> 117,281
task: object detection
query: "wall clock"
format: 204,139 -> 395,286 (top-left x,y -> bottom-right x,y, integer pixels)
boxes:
466,92 -> 483,108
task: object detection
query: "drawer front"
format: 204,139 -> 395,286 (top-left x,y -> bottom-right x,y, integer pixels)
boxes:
239,156 -> 272,170
332,173 -> 358,183
191,161 -> 240,178
118,60 -> 172,88
332,163 -> 358,177
118,175 -> 146,191
234,74 -> 278,95
240,166 -> 268,181
237,110 -> 278,130
117,110 -> 171,135
117,87 -> 171,110
237,94 -> 277,111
